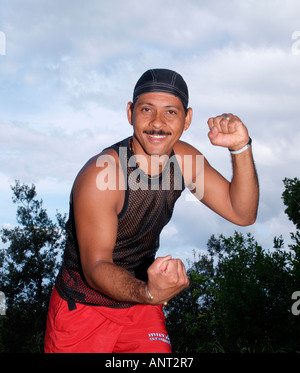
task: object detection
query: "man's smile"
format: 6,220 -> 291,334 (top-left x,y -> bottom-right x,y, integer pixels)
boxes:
143,130 -> 172,141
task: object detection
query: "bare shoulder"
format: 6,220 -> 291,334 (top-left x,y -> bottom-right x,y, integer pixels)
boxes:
173,140 -> 202,157
173,140 -> 205,189
72,147 -> 124,214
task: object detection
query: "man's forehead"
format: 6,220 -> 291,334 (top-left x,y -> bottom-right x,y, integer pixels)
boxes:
134,92 -> 185,109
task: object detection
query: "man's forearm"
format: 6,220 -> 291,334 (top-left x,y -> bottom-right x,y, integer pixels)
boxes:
85,261 -> 151,304
229,147 -> 259,225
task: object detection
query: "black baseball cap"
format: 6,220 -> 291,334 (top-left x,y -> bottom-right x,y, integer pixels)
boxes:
133,68 -> 189,109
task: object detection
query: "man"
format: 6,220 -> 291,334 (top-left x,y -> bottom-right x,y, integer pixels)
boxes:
44,68 -> 259,353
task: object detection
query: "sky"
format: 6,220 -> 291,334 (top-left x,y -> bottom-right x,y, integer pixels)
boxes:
0,0 -> 299,264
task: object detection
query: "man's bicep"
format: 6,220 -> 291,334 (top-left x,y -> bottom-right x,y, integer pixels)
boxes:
72,169 -> 120,279
76,202 -> 118,268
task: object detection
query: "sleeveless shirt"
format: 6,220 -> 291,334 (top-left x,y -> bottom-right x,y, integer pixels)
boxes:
55,137 -> 185,309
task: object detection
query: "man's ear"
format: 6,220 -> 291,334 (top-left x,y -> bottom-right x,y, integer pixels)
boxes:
184,107 -> 193,131
127,102 -> 133,125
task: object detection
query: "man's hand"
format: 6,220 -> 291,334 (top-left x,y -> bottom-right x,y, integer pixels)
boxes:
146,255 -> 190,305
207,113 -> 250,151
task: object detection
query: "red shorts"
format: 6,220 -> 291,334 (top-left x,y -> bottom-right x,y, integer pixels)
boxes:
44,287 -> 172,353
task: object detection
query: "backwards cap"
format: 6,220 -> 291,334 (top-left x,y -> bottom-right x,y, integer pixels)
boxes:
133,68 -> 189,109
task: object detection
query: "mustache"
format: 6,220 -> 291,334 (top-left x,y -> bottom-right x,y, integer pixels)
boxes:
143,130 -> 171,136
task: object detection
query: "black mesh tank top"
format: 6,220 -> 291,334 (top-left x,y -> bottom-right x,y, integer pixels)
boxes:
55,137 -> 185,309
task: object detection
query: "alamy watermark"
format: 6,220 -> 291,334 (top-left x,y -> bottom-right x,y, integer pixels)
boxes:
0,292 -> 6,315
95,147 -> 204,200
291,31 -> 300,56
0,30 -> 6,55
291,291 -> 300,316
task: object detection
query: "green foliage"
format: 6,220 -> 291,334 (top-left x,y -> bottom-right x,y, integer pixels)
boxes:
282,177 -> 300,230
166,231 -> 300,353
0,181 -> 66,352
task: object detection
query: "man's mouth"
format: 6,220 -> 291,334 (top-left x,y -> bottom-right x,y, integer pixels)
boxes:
143,130 -> 171,139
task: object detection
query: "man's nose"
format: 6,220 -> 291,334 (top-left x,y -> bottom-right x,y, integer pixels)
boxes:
150,112 -> 166,129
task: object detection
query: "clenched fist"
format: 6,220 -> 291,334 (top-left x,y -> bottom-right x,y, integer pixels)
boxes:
146,255 -> 189,305
207,113 -> 250,151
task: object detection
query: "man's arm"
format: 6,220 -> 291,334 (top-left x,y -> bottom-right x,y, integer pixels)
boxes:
179,113 -> 259,226
72,150 -> 189,305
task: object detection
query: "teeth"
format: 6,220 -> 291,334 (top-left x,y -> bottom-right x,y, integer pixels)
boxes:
149,135 -> 167,139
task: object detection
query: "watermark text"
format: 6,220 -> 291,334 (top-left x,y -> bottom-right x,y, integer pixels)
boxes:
0,31 -> 6,55
0,292 -> 6,315
292,291 -> 300,316
291,31 -> 300,56
95,147 -> 204,200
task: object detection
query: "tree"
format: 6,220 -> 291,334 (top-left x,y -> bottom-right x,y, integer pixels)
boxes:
282,177 -> 300,230
165,252 -> 216,352
166,231 -> 300,353
209,232 -> 298,352
281,178 -> 300,306
0,181 -> 66,352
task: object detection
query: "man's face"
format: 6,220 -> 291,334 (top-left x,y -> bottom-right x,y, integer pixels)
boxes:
127,92 -> 192,157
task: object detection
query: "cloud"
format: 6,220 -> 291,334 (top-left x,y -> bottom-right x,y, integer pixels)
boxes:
0,103 -> 131,184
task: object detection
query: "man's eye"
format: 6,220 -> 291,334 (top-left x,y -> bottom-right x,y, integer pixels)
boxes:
168,110 -> 176,115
